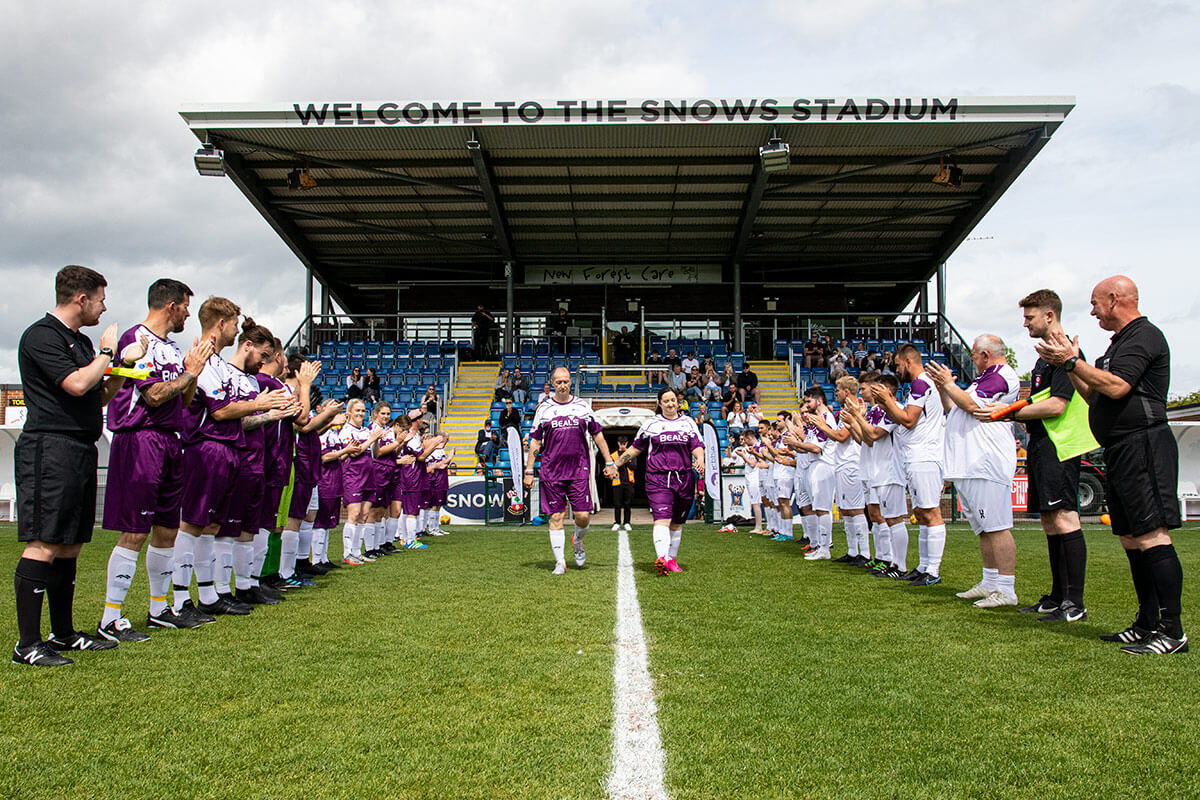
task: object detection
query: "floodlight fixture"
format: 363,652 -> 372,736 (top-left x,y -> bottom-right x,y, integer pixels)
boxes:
194,143 -> 225,177
287,164 -> 318,191
758,137 -> 791,173
932,157 -> 963,187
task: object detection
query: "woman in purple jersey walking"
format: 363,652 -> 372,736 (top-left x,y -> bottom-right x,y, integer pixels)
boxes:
613,387 -> 705,575
366,402 -> 401,558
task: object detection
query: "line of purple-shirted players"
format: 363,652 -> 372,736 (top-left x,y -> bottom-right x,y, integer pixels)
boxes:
94,284 -> 453,646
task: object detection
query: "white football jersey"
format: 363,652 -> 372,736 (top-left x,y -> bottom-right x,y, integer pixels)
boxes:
944,364 -> 1021,484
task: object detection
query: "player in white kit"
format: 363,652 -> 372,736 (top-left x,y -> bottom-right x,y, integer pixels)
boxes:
797,387 -> 838,560
929,335 -> 1022,606
873,344 -> 947,586
806,376 -> 869,565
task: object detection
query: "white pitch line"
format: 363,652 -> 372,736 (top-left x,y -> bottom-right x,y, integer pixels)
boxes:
607,529 -> 669,800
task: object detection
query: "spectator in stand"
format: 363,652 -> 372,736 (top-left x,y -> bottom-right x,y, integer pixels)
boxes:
471,303 -> 496,361
829,349 -> 849,380
665,348 -> 682,370
721,361 -> 737,389
861,350 -> 879,371
613,326 -> 636,365
669,363 -> 687,392
804,334 -> 825,368
703,367 -> 723,402
880,351 -> 896,376
822,335 -> 837,365
511,367 -> 529,405
475,419 -> 500,470
535,381 -> 553,407
693,404 -> 713,427
746,401 -> 763,429
345,366 -> 364,400
420,386 -> 439,430
701,354 -> 716,375
363,367 -> 381,402
681,351 -> 700,374
647,349 -> 666,385
494,367 -> 513,401
838,339 -> 855,365
725,400 -> 749,439
498,397 -> 522,433
736,362 -> 760,404
853,341 -> 869,369
548,308 -> 570,354
684,366 -> 704,401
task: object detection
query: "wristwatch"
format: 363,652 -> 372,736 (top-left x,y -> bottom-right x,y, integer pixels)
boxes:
99,347 -> 115,360
1063,356 -> 1079,372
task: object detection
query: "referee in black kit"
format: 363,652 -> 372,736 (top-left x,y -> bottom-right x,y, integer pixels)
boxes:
1038,275 -> 1186,655
12,266 -> 129,666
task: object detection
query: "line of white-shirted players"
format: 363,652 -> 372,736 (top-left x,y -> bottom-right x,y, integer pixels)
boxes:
729,339 -> 1025,609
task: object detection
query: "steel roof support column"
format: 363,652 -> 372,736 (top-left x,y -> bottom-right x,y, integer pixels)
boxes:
304,266 -> 313,349
936,261 -> 947,351
466,137 -> 514,261
733,261 -> 743,353
505,261 -> 515,354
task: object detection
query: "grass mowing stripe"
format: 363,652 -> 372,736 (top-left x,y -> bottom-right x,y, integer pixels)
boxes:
0,524 -> 617,800
634,524 -> 1200,800
607,529 -> 668,800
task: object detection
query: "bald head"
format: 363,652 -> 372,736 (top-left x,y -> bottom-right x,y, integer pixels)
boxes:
551,366 -> 572,399
973,334 -> 1007,359
1090,275 -> 1142,332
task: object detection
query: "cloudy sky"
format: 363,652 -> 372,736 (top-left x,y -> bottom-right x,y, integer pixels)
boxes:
2,1 -> 1197,393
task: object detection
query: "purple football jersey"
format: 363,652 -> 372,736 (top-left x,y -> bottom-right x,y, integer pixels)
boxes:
530,396 -> 601,483
107,324 -> 188,433
257,374 -> 293,486
632,414 -> 702,473
184,353 -> 246,446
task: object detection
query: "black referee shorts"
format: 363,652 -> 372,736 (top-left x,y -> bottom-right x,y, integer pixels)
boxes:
1025,435 -> 1081,514
1104,424 -> 1181,538
14,432 -> 98,545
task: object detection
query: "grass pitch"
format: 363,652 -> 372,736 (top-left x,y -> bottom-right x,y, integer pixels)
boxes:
0,521 -> 1198,799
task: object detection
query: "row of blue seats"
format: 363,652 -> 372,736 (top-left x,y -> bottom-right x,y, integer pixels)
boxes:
499,353 -> 600,371
322,354 -> 457,370
778,338 -> 931,359
646,337 -> 729,355
317,340 -> 466,359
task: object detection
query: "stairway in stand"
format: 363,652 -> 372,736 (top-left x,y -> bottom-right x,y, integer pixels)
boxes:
748,360 -> 798,416
441,362 -> 499,470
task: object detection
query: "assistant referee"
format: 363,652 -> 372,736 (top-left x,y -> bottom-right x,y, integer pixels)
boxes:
1037,275 -> 1185,655
12,266 -> 127,666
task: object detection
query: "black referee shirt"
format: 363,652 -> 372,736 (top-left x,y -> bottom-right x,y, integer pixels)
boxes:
1026,355 -> 1076,442
17,313 -> 104,442
1089,316 -> 1169,446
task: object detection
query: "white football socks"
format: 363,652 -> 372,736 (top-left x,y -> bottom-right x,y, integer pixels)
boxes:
819,514 -> 833,551
890,522 -> 909,570
194,534 -> 219,605
855,516 -> 871,559
251,531 -> 269,584
926,524 -> 946,577
917,524 -> 929,572
280,530 -> 299,579
385,517 -> 399,544
146,545 -> 173,617
844,518 -> 858,557
297,520 -> 314,562
982,567 -> 999,591
668,527 -> 682,560
873,522 -> 891,563
342,524 -> 356,559
232,539 -> 253,591
312,528 -> 328,562
172,531 -> 198,611
350,522 -> 365,556
405,515 -> 419,545
996,572 -> 1016,596
549,528 -> 566,563
652,524 -> 670,560
101,545 -> 139,626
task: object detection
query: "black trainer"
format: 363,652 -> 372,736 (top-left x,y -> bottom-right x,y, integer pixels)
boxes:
899,568 -> 923,582
177,599 -> 216,625
12,641 -> 73,667
147,607 -> 203,629
1120,625 -> 1189,655
236,586 -> 280,606
256,582 -> 285,601
910,573 -> 942,587
45,630 -> 119,652
97,618 -> 151,643
833,554 -> 855,563
1037,601 -> 1088,623
307,561 -> 333,575
321,560 -> 342,570
1099,621 -> 1153,644
1019,595 -> 1058,614
198,595 -> 252,616
884,565 -> 905,579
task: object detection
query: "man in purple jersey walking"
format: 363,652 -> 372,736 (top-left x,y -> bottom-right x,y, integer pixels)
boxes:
97,279 -> 214,640
523,367 -> 618,574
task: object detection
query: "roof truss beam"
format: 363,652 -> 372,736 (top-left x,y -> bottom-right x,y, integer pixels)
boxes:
466,137 -> 514,260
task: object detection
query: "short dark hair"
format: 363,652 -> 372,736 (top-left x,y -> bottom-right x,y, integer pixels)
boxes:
878,373 -> 901,392
147,278 -> 193,310
804,386 -> 826,403
895,343 -> 921,363
55,265 -> 107,305
1018,288 -> 1063,317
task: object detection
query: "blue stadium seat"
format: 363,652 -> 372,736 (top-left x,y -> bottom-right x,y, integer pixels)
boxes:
774,339 -> 788,358
319,342 -> 335,359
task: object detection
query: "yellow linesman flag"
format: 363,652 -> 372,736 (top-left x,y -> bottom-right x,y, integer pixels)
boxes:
1028,387 -> 1101,461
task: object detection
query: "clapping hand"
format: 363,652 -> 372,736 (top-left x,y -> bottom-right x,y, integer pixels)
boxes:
121,334 -> 150,366
925,361 -> 954,387
1034,330 -> 1080,367
184,337 -> 215,375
